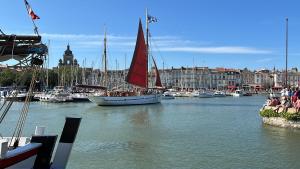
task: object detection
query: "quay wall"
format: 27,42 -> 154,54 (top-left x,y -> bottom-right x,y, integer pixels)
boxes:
262,117 -> 300,129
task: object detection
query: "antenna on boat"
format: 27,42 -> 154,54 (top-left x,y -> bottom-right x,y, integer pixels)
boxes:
285,17 -> 288,88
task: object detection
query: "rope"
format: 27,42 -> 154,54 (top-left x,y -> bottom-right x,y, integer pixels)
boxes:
0,100 -> 7,111
10,67 -> 38,148
0,100 -> 14,124
0,28 -> 4,35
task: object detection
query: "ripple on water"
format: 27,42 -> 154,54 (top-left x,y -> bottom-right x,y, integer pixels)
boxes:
74,141 -> 146,154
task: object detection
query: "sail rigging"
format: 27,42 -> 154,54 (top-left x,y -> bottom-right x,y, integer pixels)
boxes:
126,19 -> 148,88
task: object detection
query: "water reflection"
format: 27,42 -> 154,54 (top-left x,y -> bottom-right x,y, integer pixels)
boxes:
260,123 -> 300,168
131,110 -> 150,126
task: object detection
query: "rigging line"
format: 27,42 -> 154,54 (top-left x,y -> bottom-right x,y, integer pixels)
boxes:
0,101 -> 14,124
0,28 -> 4,35
148,35 -> 166,67
17,71 -> 37,139
0,99 -> 7,112
9,69 -> 34,140
11,68 -> 37,147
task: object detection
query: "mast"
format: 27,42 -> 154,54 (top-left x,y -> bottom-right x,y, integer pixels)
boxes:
124,54 -> 127,90
146,8 -> 149,89
103,27 -> 108,87
163,61 -> 166,87
285,18 -> 288,88
46,40 -> 50,89
193,57 -> 195,91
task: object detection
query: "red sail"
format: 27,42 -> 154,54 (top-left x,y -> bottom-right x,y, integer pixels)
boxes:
152,56 -> 162,87
126,19 -> 148,88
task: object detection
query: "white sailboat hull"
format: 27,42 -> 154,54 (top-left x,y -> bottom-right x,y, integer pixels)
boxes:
88,94 -> 162,106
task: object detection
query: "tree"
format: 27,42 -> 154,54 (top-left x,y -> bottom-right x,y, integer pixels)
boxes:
0,69 -> 16,86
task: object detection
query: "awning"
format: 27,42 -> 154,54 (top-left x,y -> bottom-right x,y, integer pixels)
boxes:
227,86 -> 237,89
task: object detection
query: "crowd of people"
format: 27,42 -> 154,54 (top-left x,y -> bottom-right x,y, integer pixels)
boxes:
265,87 -> 300,113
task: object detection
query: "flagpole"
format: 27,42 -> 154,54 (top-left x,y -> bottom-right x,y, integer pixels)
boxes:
23,0 -> 39,35
285,18 -> 288,88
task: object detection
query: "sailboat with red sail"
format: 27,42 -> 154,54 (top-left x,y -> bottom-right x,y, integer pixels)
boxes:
88,12 -> 162,106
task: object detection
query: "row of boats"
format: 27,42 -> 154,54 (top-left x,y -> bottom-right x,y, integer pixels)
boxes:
3,86 -> 92,103
162,89 -> 252,99
1,87 -> 252,103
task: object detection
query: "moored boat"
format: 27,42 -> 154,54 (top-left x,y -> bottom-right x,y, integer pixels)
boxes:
213,91 -> 226,97
192,90 -> 214,98
39,86 -> 73,103
162,91 -> 175,100
232,90 -> 243,97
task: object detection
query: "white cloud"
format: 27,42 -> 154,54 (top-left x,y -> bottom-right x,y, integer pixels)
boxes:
39,32 -> 273,55
159,46 -> 272,54
256,58 -> 274,63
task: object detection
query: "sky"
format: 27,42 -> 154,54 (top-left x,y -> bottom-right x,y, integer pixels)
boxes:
1,0 -> 300,70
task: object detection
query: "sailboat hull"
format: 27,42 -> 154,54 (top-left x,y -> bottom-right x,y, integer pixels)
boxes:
88,94 -> 162,106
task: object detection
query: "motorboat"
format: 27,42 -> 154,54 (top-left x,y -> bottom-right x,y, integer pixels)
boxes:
39,86 -> 73,103
232,90 -> 243,97
162,91 -> 175,100
192,90 -> 214,98
213,91 -> 226,97
71,92 -> 91,102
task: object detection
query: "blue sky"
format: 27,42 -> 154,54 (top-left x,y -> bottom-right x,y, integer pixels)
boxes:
1,0 -> 300,70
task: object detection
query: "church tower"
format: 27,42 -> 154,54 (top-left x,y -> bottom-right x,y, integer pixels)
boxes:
58,44 -> 79,67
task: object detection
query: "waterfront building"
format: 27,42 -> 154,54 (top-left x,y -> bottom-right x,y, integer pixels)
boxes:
287,68 -> 300,88
158,67 -> 211,90
254,69 -> 272,90
240,68 -> 255,91
210,68 -> 241,90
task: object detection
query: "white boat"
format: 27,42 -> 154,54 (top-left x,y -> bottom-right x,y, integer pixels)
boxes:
71,92 -> 90,102
192,90 -> 214,98
89,93 -> 161,106
174,91 -> 191,97
162,91 -> 175,100
191,90 -> 201,97
39,86 -> 73,103
232,90 -> 243,97
214,91 -> 226,97
89,12 -> 162,106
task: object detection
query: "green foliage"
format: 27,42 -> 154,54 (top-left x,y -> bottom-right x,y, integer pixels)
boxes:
48,69 -> 58,88
0,69 -> 16,86
260,109 -> 280,118
281,112 -> 300,121
260,108 -> 300,121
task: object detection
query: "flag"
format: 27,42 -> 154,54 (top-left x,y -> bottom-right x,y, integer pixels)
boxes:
147,15 -> 158,23
24,0 -> 40,20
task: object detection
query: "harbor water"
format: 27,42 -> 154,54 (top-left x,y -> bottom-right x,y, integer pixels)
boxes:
1,95 -> 300,169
